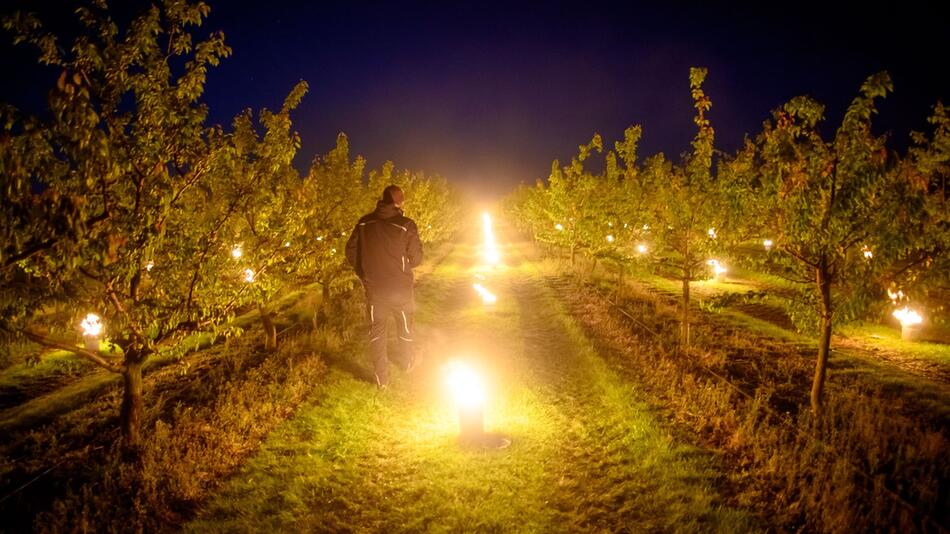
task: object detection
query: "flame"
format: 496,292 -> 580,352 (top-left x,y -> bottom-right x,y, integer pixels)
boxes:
231,245 -> 243,259
887,289 -> 905,302
445,361 -> 485,409
707,259 -> 727,277
892,307 -> 922,327
555,223 -> 564,231
473,283 -> 497,304
763,239 -> 773,250
482,212 -> 500,265
145,261 -> 154,272
862,246 -> 873,259
80,313 -> 102,337
636,244 -> 648,254
606,234 -> 615,243
707,228 -> 717,239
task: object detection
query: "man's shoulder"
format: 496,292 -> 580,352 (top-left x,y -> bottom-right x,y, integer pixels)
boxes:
396,215 -> 418,231
357,212 -> 378,224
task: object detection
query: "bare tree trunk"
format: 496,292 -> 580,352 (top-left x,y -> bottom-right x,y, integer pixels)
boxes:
618,263 -> 625,296
120,353 -> 144,451
316,293 -> 323,331
810,263 -> 834,417
259,303 -> 277,351
319,283 -> 332,322
681,276 -> 690,347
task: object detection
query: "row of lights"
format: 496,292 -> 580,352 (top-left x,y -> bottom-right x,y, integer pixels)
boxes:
75,237 -> 340,351
554,223 -> 779,254
448,213 -> 506,446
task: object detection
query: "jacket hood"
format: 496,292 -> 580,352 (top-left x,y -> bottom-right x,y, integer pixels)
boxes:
374,200 -> 403,219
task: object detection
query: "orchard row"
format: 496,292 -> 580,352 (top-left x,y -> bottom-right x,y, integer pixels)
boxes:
506,68 -> 949,415
0,3 -> 459,446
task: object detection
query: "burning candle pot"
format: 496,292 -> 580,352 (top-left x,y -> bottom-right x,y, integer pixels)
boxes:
892,307 -> 923,341
444,361 -> 486,442
80,313 -> 102,352
707,259 -> 727,281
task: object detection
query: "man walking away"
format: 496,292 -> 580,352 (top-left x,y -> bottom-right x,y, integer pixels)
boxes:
345,185 -> 424,389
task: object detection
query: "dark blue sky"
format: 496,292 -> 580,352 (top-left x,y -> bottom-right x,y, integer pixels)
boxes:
3,1 -> 949,199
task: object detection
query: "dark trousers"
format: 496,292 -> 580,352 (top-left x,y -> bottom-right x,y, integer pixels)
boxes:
367,299 -> 414,386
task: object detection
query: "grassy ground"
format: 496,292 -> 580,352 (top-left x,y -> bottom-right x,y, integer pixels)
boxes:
0,287 -> 320,433
187,227 -> 756,532
539,248 -> 949,531
611,263 -> 950,384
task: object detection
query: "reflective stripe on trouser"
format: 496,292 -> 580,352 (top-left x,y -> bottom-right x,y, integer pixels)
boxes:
367,300 -> 414,385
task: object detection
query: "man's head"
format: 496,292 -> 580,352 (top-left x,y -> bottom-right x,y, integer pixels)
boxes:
382,185 -> 405,208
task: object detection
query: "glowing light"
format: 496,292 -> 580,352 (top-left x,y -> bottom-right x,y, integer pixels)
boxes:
482,212 -> 501,265
284,241 -> 290,248
331,248 -> 337,255
80,313 -> 102,337
555,223 -> 564,231
145,261 -> 154,271
636,244 -> 648,254
473,283 -> 497,305
642,224 -> 650,230
707,259 -> 727,278
707,228 -> 717,239
892,307 -> 922,327
887,289 -> 905,302
608,222 -> 613,228
316,236 -> 324,242
862,246 -> 873,259
445,361 -> 485,409
763,239 -> 773,250
606,234 -> 615,243
243,268 -> 255,283
231,245 -> 243,259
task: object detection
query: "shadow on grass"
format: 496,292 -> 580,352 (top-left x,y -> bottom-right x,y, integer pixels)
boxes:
320,352 -> 376,384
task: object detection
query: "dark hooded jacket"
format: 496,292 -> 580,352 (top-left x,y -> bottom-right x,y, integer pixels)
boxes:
345,200 -> 423,304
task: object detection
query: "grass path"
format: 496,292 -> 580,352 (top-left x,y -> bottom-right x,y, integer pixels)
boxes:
187,226 -> 756,533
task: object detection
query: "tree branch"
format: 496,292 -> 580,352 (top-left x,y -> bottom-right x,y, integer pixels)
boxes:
2,211 -> 110,271
15,328 -> 122,373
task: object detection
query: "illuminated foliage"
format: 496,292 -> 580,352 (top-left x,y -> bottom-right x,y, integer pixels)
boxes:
0,2 -> 460,448
746,72 -> 911,414
215,81 -> 310,350
640,68 -> 738,345
0,1 -> 238,447
536,134 -> 604,265
888,103 -> 950,317
508,68 -> 949,419
298,133 -> 368,311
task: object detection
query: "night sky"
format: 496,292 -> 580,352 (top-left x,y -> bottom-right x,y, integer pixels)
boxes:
2,1 -> 949,200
